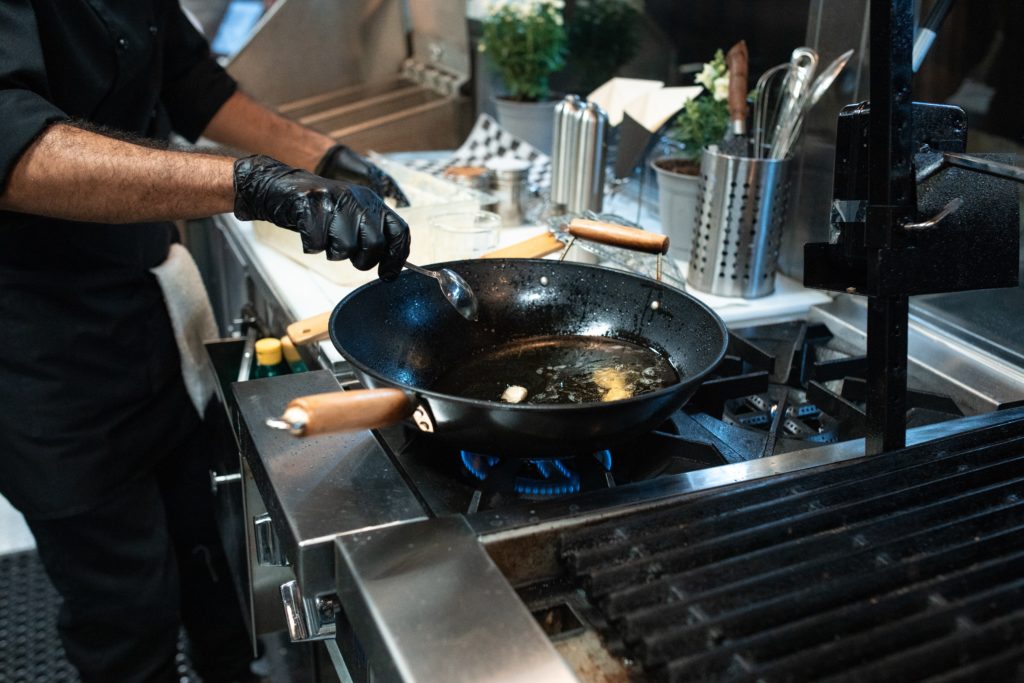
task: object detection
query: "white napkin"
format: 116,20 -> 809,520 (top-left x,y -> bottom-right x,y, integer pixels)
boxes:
150,243 -> 219,416
586,78 -> 665,126
622,86 -> 704,132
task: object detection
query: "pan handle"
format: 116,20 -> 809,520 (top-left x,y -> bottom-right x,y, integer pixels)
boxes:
567,219 -> 670,255
286,312 -> 331,345
267,388 -> 412,436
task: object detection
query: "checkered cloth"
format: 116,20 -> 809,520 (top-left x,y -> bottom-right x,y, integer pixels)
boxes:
399,114 -> 552,189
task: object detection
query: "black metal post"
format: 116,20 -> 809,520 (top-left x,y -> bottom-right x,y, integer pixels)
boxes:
865,0 -> 915,454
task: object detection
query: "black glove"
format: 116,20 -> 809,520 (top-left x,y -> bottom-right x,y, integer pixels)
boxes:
315,144 -> 410,208
233,155 -> 410,281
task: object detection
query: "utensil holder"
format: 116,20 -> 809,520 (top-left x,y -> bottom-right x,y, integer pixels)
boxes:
686,147 -> 792,298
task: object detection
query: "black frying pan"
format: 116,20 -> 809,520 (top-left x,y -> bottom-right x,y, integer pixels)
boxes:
276,223 -> 728,458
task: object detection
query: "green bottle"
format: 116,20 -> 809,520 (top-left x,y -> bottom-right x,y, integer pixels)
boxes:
280,335 -> 309,373
254,338 -> 290,379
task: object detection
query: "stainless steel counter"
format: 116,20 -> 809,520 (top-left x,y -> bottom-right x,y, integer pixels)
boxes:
335,516 -> 578,683
810,294 -> 1024,414
234,371 -> 428,644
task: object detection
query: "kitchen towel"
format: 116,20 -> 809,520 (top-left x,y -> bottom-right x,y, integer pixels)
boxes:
150,243 -> 219,416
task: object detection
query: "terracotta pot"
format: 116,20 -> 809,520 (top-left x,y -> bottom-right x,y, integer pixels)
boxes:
493,97 -> 557,154
651,157 -> 701,263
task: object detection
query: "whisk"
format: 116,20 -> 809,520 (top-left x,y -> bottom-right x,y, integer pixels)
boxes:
752,63 -> 793,159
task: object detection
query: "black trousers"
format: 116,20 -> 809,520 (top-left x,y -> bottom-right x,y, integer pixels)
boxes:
27,414 -> 253,683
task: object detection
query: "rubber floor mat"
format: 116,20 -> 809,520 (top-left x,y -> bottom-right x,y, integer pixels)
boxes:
0,551 -> 207,682
0,550 -> 290,682
0,550 -> 79,682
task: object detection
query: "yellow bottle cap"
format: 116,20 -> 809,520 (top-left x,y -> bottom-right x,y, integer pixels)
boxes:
255,338 -> 283,366
280,336 -> 302,363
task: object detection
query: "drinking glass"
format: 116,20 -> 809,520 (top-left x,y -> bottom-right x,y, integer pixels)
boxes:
428,211 -> 502,261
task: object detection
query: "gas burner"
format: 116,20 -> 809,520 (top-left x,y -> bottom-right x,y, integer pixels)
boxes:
723,385 -> 841,445
459,451 -> 613,499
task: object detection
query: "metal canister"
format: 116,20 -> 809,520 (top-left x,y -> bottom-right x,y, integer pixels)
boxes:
550,95 -> 582,208
566,102 -> 608,215
486,158 -> 532,226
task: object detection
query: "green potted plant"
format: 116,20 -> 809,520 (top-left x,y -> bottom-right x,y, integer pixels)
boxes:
479,0 -> 567,153
652,49 -> 729,261
566,0 -> 643,94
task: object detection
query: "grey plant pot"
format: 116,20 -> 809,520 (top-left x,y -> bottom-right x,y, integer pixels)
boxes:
493,97 -> 557,155
652,157 -> 702,263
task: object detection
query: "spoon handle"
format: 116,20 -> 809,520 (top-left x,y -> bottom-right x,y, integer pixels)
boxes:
403,262 -> 438,279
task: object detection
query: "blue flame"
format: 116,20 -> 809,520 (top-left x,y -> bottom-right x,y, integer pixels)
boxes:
459,450 -> 614,497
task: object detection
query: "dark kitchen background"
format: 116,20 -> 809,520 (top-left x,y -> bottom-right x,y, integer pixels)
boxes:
184,0 -> 1021,150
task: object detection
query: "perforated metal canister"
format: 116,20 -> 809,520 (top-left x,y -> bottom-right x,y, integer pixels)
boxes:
686,146 -> 792,298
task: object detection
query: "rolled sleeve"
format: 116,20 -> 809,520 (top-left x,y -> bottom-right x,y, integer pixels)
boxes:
0,90 -> 68,191
0,1 -> 70,191
160,2 -> 238,142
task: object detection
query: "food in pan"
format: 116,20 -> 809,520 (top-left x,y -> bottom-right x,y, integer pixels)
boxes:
592,368 -> 632,402
501,385 -> 529,403
433,335 -> 678,405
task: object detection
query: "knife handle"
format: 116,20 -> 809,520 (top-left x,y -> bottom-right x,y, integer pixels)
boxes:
726,40 -> 749,134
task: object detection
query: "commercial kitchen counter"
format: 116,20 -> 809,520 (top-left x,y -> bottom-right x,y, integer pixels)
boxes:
211,208 -> 832,371
202,177 -> 1024,683
205,197 -> 1024,416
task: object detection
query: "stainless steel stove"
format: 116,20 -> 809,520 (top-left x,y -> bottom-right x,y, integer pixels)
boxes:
226,301 -> 1024,682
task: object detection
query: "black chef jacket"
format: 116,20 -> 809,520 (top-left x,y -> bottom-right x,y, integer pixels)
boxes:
0,0 -> 237,518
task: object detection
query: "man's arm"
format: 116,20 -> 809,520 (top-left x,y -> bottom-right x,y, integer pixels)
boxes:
0,122 -> 411,279
0,123 -> 234,223
202,90 -> 335,172
0,89 -> 339,222
201,91 -> 410,207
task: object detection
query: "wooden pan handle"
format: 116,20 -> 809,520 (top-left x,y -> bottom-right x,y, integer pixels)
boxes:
567,218 -> 669,255
481,232 -> 564,259
278,389 -> 412,436
286,311 -> 331,345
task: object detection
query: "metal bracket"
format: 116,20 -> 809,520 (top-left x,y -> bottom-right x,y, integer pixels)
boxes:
280,580 -> 338,643
253,513 -> 289,567
411,405 -> 435,433
401,58 -> 467,97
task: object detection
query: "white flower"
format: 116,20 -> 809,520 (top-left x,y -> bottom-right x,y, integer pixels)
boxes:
695,62 -> 717,91
713,75 -> 729,102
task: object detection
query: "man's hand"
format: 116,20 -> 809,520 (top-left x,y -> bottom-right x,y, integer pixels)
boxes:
316,145 -> 410,207
233,155 -> 410,281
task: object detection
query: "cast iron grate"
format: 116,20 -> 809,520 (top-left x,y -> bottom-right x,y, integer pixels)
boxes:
558,418 -> 1024,682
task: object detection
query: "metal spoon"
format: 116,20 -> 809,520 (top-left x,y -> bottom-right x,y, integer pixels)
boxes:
803,49 -> 855,112
768,47 -> 819,159
772,49 -> 856,159
404,262 -> 479,321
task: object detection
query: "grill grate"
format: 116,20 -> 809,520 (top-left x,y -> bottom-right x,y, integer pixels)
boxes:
559,420 -> 1024,682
